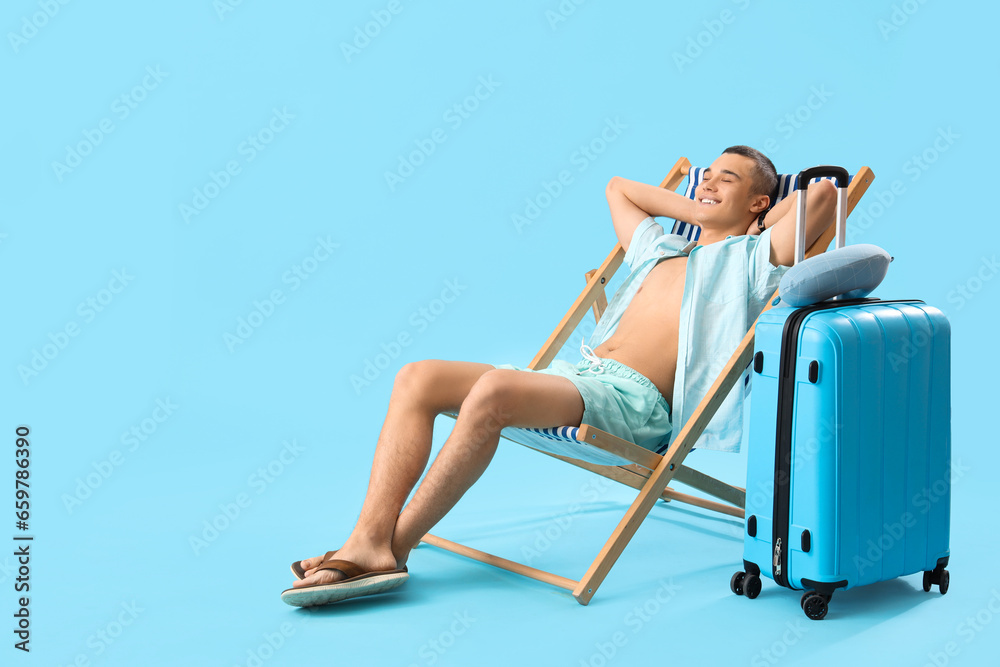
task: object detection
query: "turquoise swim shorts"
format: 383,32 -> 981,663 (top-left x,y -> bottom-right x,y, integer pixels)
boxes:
491,357 -> 672,454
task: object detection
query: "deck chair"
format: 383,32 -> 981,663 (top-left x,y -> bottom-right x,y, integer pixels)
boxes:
422,157 -> 875,605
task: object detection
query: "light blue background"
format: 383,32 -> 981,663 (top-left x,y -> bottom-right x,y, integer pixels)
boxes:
3,1 -> 998,665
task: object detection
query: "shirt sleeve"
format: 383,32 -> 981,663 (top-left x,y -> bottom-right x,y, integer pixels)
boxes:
748,227 -> 785,298
623,217 -> 664,272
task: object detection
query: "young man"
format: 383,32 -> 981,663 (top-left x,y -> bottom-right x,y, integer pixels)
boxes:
282,146 -> 837,607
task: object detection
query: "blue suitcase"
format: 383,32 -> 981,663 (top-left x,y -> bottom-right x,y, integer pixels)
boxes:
729,167 -> 952,620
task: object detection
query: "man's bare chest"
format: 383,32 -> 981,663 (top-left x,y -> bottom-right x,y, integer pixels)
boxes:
634,255 -> 688,300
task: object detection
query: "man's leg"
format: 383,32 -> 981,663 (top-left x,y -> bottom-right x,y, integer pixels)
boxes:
294,367 -> 584,587
293,359 -> 493,585
388,369 -> 583,563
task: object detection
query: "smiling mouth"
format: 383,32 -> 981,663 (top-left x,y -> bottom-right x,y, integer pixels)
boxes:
699,198 -> 720,205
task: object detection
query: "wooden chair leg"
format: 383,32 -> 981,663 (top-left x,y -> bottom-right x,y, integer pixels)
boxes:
572,457 -> 682,604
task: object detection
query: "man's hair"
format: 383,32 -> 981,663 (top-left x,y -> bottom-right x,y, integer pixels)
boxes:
722,145 -> 778,204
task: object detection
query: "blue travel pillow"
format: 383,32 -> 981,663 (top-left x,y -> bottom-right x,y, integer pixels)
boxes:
779,244 -> 893,307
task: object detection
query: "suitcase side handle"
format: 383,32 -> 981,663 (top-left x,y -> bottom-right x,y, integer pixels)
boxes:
794,165 -> 850,266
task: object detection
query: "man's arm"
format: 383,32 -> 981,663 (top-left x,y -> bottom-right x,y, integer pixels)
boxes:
763,179 -> 838,267
606,176 -> 696,252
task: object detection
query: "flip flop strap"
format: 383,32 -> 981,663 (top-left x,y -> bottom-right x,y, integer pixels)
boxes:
314,558 -> 365,579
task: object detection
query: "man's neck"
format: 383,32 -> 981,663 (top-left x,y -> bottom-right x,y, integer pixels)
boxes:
696,221 -> 753,246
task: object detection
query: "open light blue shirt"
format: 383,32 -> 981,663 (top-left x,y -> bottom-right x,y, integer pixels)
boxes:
588,217 -> 788,452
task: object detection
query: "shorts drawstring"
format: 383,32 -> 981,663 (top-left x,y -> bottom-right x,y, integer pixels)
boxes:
580,337 -> 606,374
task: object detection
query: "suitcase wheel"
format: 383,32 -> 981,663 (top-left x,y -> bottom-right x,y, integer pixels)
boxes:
730,571 -> 745,596
731,571 -> 761,599
923,568 -> 950,595
799,590 -> 831,610
801,592 -> 829,620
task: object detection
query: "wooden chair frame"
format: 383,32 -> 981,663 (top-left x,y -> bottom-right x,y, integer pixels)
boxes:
421,157 -> 875,605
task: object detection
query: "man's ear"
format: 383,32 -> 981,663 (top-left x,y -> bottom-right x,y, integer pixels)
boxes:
750,194 -> 770,215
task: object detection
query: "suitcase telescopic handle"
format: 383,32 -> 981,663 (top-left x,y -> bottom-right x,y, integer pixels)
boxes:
793,165 -> 850,266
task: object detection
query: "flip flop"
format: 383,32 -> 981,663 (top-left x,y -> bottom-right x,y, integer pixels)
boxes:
281,559 -> 409,608
290,550 -> 338,580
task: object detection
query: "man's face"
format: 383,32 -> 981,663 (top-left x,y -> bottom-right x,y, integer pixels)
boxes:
693,153 -> 768,229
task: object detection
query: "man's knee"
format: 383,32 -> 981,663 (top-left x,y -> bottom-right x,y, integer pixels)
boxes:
606,176 -> 624,201
392,360 -> 484,414
391,360 -> 438,405
461,370 -> 517,429
393,360 -> 424,390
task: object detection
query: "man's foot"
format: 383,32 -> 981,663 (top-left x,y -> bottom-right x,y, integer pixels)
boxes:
291,547 -> 401,588
281,555 -> 408,608
290,551 -> 338,580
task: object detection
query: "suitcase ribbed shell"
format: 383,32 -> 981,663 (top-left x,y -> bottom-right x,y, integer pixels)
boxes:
743,300 -> 951,592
